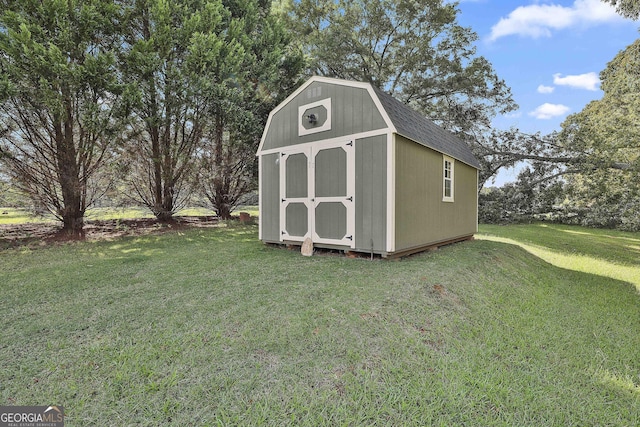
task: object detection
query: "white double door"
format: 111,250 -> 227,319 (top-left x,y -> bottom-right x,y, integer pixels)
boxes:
279,140 -> 355,247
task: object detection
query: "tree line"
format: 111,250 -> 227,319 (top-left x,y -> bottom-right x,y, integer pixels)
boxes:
0,0 -> 304,235
1,0 -> 639,235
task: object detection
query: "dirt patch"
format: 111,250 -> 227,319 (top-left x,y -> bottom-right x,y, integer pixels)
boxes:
0,216 -> 221,250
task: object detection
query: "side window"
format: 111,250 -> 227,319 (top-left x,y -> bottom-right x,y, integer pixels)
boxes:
443,156 -> 454,202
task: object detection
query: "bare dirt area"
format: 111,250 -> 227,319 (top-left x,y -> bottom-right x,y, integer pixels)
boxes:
0,216 -> 221,250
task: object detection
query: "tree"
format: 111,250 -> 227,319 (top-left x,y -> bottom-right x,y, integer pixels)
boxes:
119,0 -> 245,221
479,166 -> 565,224
474,38 -> 640,190
198,109 -> 258,219
284,0 -> 516,138
0,0 -> 125,235
601,0 -> 640,20
555,38 -> 640,230
197,0 -> 304,219
480,38 -> 640,229
283,0 -> 531,193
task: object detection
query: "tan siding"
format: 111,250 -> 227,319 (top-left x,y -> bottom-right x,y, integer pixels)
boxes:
394,136 -> 477,251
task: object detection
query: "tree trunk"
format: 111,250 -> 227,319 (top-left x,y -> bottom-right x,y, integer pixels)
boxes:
56,88 -> 85,237
58,167 -> 85,236
216,201 -> 232,220
155,180 -> 175,222
61,213 -> 85,237
142,9 -> 174,223
212,113 -> 233,220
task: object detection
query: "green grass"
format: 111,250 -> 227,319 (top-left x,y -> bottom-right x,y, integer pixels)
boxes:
479,223 -> 640,292
84,207 -> 156,221
0,208 -> 56,224
1,223 -> 639,426
1,206 -> 259,223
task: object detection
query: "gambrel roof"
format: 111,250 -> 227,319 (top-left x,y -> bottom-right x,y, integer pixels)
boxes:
371,85 -> 480,169
258,76 -> 480,169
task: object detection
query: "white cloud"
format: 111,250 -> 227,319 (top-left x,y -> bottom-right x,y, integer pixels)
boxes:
553,72 -> 600,91
529,103 -> 570,119
489,0 -> 623,42
537,85 -> 555,94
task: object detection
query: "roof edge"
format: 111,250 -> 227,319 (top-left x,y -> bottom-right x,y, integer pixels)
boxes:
394,131 -> 480,170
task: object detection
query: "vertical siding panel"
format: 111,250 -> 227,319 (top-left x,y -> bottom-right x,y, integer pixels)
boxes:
260,153 -> 280,242
333,84 -> 345,137
361,89 -> 373,133
373,136 -> 387,250
355,138 -> 369,250
352,88 -> 364,135
355,135 -> 387,253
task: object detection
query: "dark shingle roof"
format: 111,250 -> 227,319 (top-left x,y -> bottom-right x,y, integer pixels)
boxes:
372,86 -> 480,169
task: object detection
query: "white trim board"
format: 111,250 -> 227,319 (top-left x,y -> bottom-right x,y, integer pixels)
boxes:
386,132 -> 396,254
258,129 -> 390,157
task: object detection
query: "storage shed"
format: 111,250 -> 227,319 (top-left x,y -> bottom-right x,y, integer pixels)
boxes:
257,76 -> 479,257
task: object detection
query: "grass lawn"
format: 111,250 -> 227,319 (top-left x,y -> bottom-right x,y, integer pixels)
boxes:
1,222 -> 639,425
0,208 -> 56,225
1,206 -> 259,224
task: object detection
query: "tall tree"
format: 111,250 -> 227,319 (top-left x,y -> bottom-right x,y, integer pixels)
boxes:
284,0 -> 516,138
481,38 -> 640,229
558,39 -> 640,179
556,38 -> 640,229
0,0 -> 125,235
120,0 -> 244,221
474,33 -> 640,189
197,0 -> 304,219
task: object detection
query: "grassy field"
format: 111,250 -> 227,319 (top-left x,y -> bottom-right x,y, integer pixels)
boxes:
1,222 -> 639,425
0,206 -> 259,224
0,208 -> 56,225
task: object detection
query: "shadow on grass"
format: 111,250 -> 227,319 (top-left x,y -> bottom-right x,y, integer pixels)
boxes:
481,223 -> 640,265
479,223 -> 640,292
457,239 -> 640,413
78,224 -> 261,263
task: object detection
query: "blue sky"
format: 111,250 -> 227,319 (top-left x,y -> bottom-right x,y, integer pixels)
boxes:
453,0 -> 639,184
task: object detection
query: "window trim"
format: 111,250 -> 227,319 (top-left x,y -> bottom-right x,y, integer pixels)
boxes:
443,155 -> 454,203
298,98 -> 332,136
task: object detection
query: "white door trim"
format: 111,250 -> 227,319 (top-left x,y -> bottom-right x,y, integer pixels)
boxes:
279,140 -> 355,248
